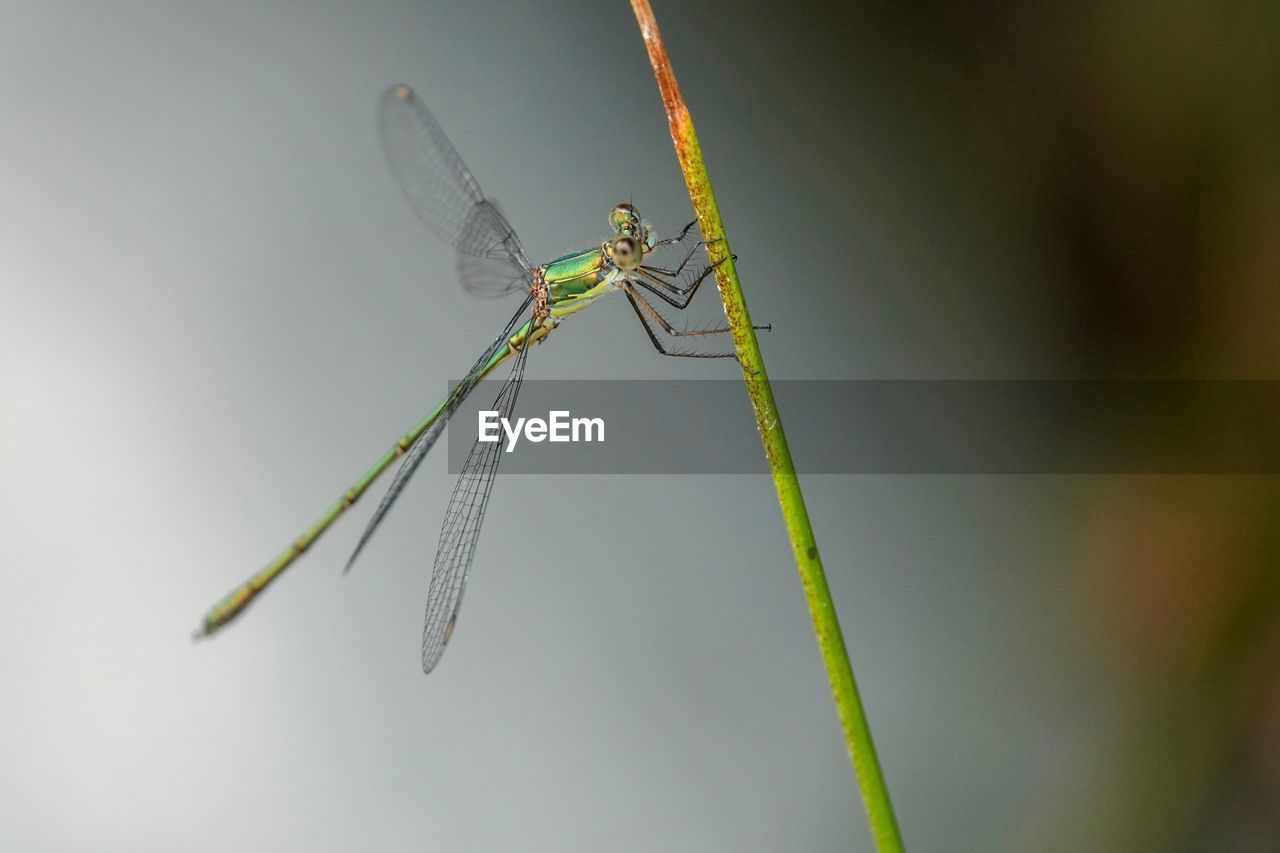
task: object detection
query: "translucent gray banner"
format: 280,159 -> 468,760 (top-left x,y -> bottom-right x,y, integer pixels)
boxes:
443,380 -> 1280,474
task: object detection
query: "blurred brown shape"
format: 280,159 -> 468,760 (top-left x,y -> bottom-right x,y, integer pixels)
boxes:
841,1 -> 1280,848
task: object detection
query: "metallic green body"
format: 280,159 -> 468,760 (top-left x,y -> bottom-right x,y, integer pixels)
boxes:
200,219 -> 647,638
544,246 -> 611,318
201,241 -> 627,637
196,89 -> 695,653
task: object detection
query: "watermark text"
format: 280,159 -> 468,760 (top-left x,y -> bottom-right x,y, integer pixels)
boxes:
478,410 -> 605,453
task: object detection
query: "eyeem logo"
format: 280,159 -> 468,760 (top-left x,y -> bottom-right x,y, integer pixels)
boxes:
478,410 -> 605,453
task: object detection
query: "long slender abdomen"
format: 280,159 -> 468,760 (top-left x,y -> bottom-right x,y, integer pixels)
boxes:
194,317 -> 552,640
194,400 -> 453,638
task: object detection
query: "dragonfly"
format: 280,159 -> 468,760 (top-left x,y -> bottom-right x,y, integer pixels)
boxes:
196,84 -> 763,673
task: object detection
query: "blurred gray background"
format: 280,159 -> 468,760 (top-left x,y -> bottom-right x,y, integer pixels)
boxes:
2,2 -> 1277,851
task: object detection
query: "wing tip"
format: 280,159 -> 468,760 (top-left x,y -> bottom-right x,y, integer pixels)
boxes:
420,617 -> 457,675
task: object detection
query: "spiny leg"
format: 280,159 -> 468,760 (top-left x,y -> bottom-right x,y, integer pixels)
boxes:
643,230 -> 737,282
634,285 -> 762,335
631,282 -> 769,340
624,288 -> 737,360
623,283 -> 772,362
640,253 -> 747,316
647,218 -> 699,251
634,261 -> 720,310
628,284 -> 760,338
641,237 -> 707,277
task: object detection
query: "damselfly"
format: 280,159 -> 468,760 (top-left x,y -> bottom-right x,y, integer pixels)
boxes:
196,84 -> 762,672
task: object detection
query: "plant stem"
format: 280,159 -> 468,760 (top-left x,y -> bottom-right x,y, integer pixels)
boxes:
627,2 -> 905,849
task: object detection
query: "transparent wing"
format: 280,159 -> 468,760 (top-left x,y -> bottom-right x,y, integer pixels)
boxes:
455,199 -> 532,296
421,334 -> 530,673
380,84 -> 535,282
342,295 -> 534,574
457,246 -> 531,298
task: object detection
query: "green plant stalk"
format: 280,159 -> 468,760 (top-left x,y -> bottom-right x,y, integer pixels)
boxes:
628,2 -> 905,850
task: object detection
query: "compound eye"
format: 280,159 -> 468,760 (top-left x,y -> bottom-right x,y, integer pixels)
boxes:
610,203 -> 639,232
612,236 -> 639,267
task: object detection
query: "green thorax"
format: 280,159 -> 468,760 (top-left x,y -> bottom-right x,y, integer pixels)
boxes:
543,246 -> 607,304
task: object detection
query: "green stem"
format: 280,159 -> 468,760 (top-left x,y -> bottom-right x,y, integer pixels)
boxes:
627,2 -> 905,849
